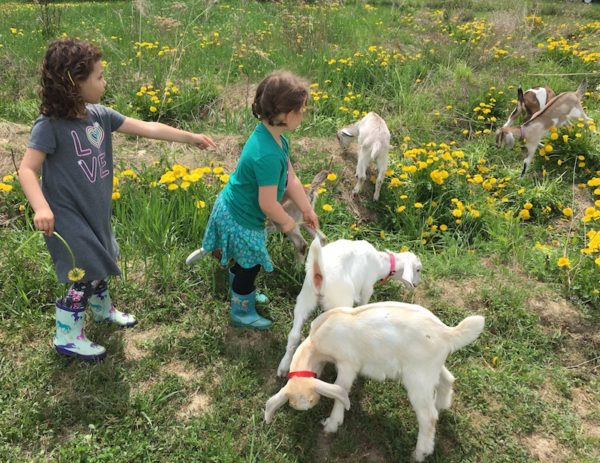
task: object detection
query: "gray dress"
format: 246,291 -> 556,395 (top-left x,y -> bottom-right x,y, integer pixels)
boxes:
27,104 -> 125,283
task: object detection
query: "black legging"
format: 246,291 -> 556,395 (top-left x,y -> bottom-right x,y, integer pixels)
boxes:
231,263 -> 261,296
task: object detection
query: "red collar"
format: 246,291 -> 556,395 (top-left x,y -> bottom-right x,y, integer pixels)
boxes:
379,252 -> 396,284
287,370 -> 317,379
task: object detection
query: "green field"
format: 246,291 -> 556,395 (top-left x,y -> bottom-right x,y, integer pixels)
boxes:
0,1 -> 599,462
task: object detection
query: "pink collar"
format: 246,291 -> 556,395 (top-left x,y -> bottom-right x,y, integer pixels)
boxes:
520,125 -> 526,140
379,252 -> 396,284
288,370 -> 317,379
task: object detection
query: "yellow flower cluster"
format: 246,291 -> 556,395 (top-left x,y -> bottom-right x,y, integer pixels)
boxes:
135,81 -> 180,114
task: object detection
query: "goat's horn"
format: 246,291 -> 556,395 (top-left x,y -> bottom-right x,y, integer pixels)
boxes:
313,379 -> 350,410
264,387 -> 289,424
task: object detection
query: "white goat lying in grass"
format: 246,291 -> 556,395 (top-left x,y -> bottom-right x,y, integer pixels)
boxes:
337,111 -> 391,201
277,237 -> 422,376
265,302 -> 485,462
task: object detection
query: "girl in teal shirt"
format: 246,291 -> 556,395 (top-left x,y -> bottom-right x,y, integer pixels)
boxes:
202,70 -> 318,329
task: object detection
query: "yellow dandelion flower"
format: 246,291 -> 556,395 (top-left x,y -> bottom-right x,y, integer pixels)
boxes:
149,106 -> 157,113
67,267 -> 86,282
168,184 -> 179,191
396,205 -> 406,213
322,204 -> 333,212
557,257 -> 570,268
327,173 -> 337,181
562,207 -> 573,217
519,209 -> 530,220
112,191 -> 121,200
414,202 -> 423,208
196,200 -> 206,208
524,202 -> 533,210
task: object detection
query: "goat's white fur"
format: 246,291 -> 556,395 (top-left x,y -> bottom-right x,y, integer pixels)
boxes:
337,112 -> 391,201
503,85 -> 555,127
496,81 -> 591,176
277,238 -> 422,376
265,302 -> 485,462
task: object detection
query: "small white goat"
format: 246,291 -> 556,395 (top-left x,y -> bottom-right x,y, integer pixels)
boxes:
496,81 -> 591,176
277,237 -> 422,376
337,112 -> 391,201
265,302 -> 485,462
503,85 -> 556,127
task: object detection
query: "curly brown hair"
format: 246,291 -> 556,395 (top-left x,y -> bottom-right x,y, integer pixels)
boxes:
40,38 -> 102,119
251,70 -> 309,126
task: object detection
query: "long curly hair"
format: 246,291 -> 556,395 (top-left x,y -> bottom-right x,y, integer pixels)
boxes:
252,70 -> 309,126
40,38 -> 102,119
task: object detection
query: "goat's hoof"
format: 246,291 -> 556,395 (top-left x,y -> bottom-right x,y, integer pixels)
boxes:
321,417 -> 341,433
412,447 -> 433,462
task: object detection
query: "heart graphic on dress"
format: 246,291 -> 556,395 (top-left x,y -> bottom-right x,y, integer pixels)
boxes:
86,124 -> 104,149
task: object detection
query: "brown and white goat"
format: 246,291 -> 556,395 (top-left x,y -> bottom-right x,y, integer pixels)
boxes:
265,302 -> 485,462
495,81 -> 591,176
503,85 -> 556,127
266,170 -> 328,261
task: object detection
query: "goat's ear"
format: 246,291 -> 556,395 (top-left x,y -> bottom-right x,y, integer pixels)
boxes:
401,261 -> 415,289
517,86 -> 524,103
313,379 -> 350,410
341,128 -> 354,137
265,387 -> 289,424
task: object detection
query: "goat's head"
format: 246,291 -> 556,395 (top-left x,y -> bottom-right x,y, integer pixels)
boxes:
336,127 -> 355,152
495,127 -> 515,149
264,377 -> 350,424
388,251 -> 422,289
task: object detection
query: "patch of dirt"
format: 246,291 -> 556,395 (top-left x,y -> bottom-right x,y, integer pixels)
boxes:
219,79 -> 258,114
177,391 -> 211,420
522,434 -> 570,463
572,387 -> 600,439
415,277 -> 480,310
122,326 -> 162,360
160,359 -> 202,382
527,296 -> 584,331
0,121 -> 29,175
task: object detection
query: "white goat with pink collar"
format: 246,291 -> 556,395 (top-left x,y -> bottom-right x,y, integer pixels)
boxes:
277,237 -> 422,377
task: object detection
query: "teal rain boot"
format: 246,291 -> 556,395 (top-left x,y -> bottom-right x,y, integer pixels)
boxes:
230,290 -> 272,330
53,302 -> 106,361
89,288 -> 136,327
228,269 -> 269,304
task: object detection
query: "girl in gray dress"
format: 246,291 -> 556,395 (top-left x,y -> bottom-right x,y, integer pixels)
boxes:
19,38 -> 216,361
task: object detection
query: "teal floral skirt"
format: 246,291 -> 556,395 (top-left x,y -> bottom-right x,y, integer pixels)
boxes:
202,194 -> 274,272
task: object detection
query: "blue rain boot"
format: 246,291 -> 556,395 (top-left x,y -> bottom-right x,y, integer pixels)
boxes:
89,287 -> 136,327
228,269 -> 269,304
53,302 -> 106,361
230,290 -> 272,330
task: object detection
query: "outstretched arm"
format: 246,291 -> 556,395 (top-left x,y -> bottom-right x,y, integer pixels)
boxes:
116,118 -> 216,149
18,148 -> 54,235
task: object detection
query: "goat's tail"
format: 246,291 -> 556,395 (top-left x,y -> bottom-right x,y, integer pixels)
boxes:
447,315 -> 485,352
306,237 -> 325,293
576,80 -> 587,99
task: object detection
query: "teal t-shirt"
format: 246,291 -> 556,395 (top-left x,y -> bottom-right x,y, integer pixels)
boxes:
222,123 -> 289,230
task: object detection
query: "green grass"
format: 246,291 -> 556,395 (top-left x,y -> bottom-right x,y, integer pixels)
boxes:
1,1 -> 600,462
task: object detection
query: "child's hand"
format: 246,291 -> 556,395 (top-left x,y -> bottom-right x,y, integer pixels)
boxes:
34,206 -> 55,236
302,209 -> 319,230
191,133 -> 216,149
